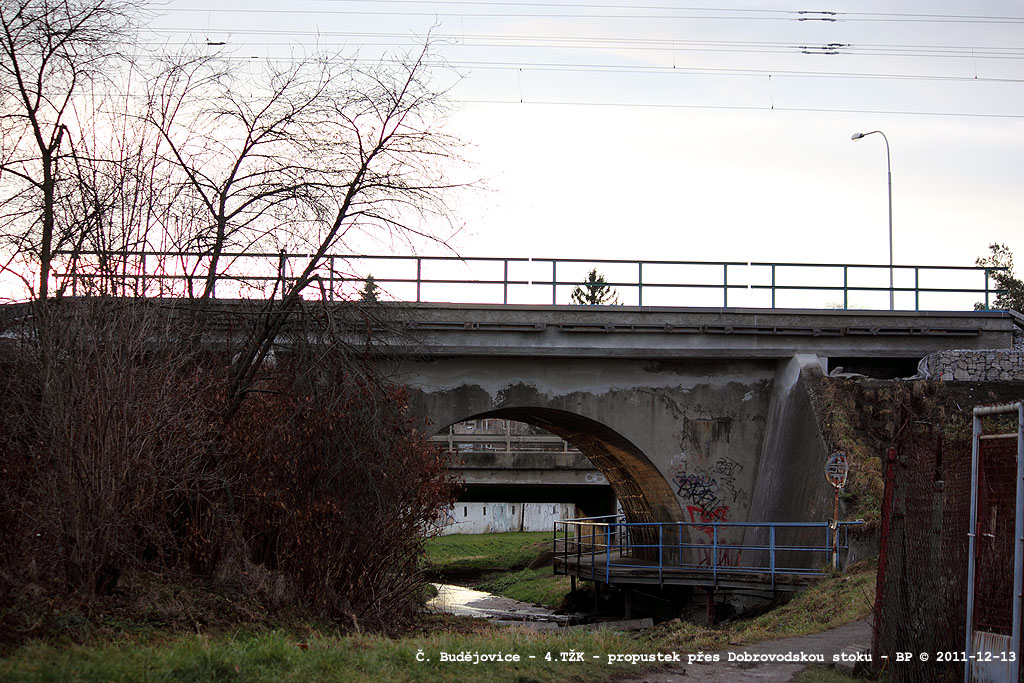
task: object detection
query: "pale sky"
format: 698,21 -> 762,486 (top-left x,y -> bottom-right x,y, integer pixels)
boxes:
146,1 -> 1022,272
8,1 -> 1022,307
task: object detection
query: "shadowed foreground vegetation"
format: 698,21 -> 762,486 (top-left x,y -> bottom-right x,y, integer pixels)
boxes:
0,563 -> 876,681
0,301 -> 460,643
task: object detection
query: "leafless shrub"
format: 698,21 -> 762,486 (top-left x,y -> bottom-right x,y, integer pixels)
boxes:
0,299 -> 224,594
221,351 -> 460,632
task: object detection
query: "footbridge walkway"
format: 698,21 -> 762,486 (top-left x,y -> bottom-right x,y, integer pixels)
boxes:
554,515 -> 863,593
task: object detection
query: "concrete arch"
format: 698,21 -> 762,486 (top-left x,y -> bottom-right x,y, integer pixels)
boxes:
436,407 -> 684,526
399,354 -> 785,536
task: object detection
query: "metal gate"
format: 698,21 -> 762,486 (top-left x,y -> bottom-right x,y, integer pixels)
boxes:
965,402 -> 1023,683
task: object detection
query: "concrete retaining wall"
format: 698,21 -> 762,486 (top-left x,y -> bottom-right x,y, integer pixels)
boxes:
439,502 -> 577,534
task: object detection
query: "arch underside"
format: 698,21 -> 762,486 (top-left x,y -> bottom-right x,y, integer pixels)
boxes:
441,407 -> 683,527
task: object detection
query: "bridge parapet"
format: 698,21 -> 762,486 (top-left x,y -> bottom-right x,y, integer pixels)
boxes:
51,251 -> 1008,312
394,304 -> 1015,360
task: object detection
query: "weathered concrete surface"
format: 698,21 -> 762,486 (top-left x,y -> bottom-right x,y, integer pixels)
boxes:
381,304 -> 1015,545
391,304 -> 1014,359
399,355 -> 777,535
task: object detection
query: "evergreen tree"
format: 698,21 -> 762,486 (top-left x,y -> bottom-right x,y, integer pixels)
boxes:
359,274 -> 380,302
570,268 -> 620,305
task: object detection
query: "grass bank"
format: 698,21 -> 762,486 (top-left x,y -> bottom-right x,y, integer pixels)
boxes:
424,531 -> 552,577
0,565 -> 876,681
424,532 -> 570,609
0,617 -> 648,682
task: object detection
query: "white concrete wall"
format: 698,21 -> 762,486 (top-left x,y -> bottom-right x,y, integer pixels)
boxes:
439,502 -> 576,535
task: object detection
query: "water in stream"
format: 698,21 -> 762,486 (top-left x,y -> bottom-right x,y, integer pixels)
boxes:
426,584 -> 576,627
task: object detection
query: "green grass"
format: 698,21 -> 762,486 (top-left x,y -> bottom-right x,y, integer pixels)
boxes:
1,540 -> 877,682
0,624 -> 654,682
791,665 -> 869,682
424,532 -> 570,609
424,532 -> 552,575
650,563 -> 877,653
476,567 -> 573,609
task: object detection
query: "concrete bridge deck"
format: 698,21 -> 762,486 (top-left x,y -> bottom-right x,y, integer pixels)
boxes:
394,303 -> 1013,360
392,304 -> 1015,559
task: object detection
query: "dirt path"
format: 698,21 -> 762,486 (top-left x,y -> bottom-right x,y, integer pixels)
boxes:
616,619 -> 872,682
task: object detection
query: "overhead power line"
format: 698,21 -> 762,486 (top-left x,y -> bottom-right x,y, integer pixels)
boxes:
160,5 -> 1024,24
142,27 -> 1024,62
461,98 -> 1024,119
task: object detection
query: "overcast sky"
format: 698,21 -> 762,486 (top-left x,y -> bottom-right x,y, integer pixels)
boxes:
140,2 -> 1023,306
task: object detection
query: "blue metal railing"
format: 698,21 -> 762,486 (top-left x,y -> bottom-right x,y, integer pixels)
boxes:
51,250 -> 1008,312
553,514 -> 864,588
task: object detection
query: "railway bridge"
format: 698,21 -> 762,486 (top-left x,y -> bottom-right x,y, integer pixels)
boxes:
32,251 -> 1022,589
385,303 -> 1016,588
392,304 -> 1013,529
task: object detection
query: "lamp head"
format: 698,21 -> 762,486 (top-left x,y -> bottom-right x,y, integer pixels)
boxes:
851,132 -> 865,140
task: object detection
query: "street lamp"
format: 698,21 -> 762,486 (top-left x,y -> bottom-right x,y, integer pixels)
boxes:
851,130 -> 893,311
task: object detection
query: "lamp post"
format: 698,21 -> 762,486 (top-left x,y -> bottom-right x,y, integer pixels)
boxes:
851,130 -> 893,311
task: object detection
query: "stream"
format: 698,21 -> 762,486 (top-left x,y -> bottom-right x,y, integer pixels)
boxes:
426,583 -> 578,627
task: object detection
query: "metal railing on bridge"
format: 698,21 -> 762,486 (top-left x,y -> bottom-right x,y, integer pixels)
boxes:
554,515 -> 864,590
431,421 -> 580,455
52,250 -> 1008,311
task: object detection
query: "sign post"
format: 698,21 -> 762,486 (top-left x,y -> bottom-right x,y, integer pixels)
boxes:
824,452 -> 850,569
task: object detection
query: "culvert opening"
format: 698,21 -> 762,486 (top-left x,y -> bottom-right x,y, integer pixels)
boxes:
433,408 -> 686,544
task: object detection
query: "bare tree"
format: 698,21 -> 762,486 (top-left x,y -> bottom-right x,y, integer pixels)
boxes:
0,0 -> 141,300
150,46 -> 461,301
147,45 -> 465,413
0,14 -> 469,622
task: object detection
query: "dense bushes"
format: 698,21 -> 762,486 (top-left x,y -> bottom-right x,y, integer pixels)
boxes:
0,300 -> 458,638
223,366 -> 458,629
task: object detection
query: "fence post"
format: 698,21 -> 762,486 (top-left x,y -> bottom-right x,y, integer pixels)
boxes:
416,258 -> 422,302
713,525 -> 719,586
723,264 -> 728,307
984,269 -> 990,310
503,259 -> 508,305
552,261 -> 557,305
607,524 -> 612,584
329,256 -> 335,301
658,524 -> 664,587
638,262 -> 643,307
914,267 -> 920,311
771,264 -> 776,308
770,525 -> 776,589
278,250 -> 286,299
590,524 -> 596,581
843,266 -> 848,310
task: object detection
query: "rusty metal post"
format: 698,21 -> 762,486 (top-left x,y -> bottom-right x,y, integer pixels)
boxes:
873,446 -> 897,660
833,488 -> 840,569
1013,403 -> 1023,683
964,412 -> 981,683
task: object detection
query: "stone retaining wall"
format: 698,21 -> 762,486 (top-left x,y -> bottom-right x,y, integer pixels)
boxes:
922,349 -> 1024,381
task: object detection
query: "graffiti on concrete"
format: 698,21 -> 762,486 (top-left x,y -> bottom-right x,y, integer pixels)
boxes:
673,471 -> 724,513
686,505 -> 741,567
713,456 -> 742,478
671,455 -> 747,515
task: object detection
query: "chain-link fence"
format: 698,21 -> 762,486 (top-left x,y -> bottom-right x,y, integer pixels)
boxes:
874,421 -> 970,682
874,416 -> 1020,682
